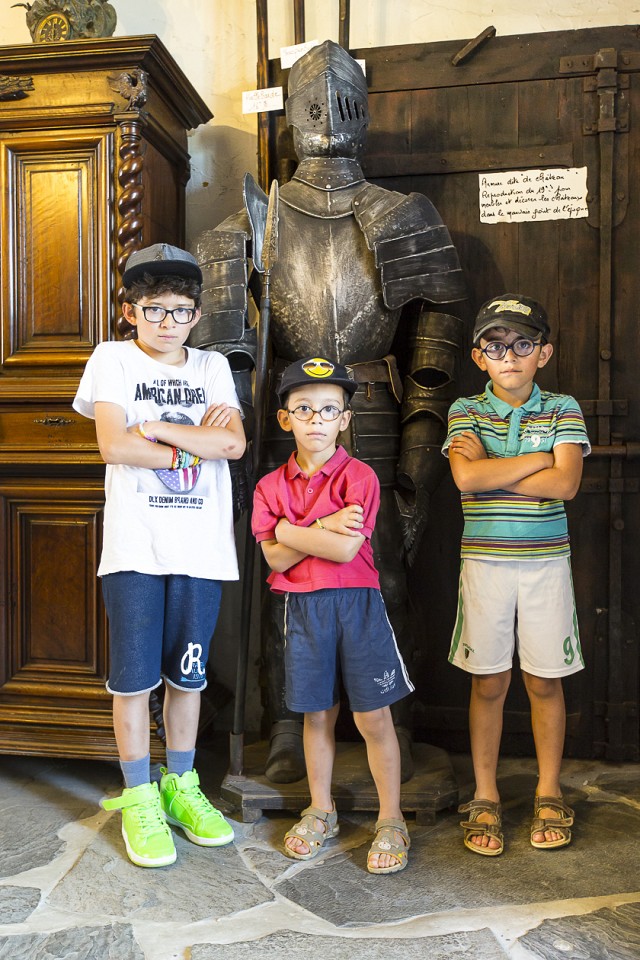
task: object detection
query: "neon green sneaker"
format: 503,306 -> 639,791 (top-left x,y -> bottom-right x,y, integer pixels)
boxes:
102,781 -> 176,868
160,768 -> 234,847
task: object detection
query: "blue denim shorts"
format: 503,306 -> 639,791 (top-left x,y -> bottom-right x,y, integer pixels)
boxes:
101,572 -> 222,695
283,587 -> 414,713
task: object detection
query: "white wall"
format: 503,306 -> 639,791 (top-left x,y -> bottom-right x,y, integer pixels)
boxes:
2,1 -> 638,244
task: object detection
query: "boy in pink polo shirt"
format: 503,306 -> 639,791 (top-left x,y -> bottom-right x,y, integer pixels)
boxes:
252,356 -> 414,874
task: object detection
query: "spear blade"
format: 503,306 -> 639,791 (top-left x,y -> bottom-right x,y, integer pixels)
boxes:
262,179 -> 279,274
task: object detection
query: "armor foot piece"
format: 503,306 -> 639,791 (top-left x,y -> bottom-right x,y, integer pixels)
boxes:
265,720 -> 306,784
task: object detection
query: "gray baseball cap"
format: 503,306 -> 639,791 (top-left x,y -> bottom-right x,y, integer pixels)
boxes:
473,294 -> 550,343
122,243 -> 203,287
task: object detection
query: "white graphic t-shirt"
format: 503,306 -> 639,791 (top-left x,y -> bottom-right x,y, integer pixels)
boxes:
74,340 -> 241,580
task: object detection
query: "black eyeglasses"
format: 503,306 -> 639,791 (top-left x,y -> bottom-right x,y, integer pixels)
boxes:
478,337 -> 543,361
287,404 -> 345,422
132,304 -> 196,325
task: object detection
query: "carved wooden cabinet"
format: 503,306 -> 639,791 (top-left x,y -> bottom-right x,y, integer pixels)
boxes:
0,36 -> 211,757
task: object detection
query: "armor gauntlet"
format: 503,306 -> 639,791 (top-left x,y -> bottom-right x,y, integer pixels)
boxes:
397,306 -> 465,563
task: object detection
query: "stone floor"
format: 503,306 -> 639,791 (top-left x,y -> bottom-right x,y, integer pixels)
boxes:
1,742 -> 639,960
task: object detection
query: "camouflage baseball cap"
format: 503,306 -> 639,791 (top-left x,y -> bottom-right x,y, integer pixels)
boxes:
473,294 -> 550,343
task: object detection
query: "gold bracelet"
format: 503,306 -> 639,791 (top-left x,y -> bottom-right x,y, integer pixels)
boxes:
315,517 -> 325,529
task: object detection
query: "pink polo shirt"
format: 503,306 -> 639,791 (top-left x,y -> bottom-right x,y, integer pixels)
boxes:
252,445 -> 381,593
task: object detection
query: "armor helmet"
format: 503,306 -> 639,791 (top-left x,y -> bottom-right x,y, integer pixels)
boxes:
285,40 -> 369,159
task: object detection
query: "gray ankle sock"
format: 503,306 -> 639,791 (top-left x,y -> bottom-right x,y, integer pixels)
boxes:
166,748 -> 195,777
120,754 -> 151,789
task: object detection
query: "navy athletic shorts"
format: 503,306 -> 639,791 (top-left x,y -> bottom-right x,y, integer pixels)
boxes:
102,572 -> 222,695
283,587 -> 414,713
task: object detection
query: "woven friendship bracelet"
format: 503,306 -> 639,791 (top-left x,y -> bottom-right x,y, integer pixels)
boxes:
137,421 -> 157,442
171,446 -> 201,470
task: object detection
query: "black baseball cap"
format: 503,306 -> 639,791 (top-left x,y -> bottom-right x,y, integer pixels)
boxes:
277,357 -> 358,404
473,294 -> 550,344
122,243 -> 203,287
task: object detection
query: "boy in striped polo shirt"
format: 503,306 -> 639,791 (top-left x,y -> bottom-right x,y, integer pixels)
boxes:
443,294 -> 590,856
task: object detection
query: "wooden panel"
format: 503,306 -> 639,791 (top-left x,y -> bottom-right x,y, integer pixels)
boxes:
351,26 -> 640,92
0,128 -> 112,372
0,478 -> 107,693
0,407 -> 97,456
141,143 -> 186,247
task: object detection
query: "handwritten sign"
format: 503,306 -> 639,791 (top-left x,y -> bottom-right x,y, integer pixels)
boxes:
479,167 -> 588,223
280,40 -> 366,76
281,40 -> 319,69
242,86 -> 284,115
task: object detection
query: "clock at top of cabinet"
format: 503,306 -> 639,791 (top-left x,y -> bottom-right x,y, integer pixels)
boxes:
0,35 -> 212,407
15,0 -> 117,43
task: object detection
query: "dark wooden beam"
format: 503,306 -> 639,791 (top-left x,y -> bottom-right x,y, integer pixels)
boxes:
293,1 -> 305,44
256,0 -> 270,190
339,0 -> 350,51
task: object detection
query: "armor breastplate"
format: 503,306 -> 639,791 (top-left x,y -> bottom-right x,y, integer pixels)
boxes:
270,183 -> 401,364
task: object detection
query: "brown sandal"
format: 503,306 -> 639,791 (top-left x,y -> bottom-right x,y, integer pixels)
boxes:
531,795 -> 574,849
459,799 -> 504,856
283,805 -> 339,860
367,818 -> 410,874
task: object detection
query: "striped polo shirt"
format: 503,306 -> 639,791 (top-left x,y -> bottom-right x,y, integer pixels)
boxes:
442,382 -> 590,560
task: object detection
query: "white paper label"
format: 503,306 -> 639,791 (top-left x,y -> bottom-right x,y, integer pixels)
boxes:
280,40 -> 320,69
479,167 -> 589,223
242,87 -> 284,115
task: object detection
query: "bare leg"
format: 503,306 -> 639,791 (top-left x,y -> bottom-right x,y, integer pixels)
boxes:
285,704 -> 339,856
353,706 -> 403,870
113,692 -> 151,762
468,671 -> 511,851
163,684 -> 201,752
523,672 -> 566,844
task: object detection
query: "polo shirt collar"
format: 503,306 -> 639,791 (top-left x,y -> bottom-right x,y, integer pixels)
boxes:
484,380 -> 542,418
286,444 -> 348,479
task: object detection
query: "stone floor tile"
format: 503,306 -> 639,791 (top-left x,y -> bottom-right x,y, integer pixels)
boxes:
275,788 -> 640,926
47,814 -> 274,923
0,922 -> 144,959
0,887 -> 40,924
235,845 -> 291,883
518,901 -> 640,959
191,928 -> 510,959
1,751 -> 639,960
591,771 -> 640,799
0,757 -> 114,879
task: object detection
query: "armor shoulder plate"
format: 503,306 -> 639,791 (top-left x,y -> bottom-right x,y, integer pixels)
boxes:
190,215 -> 250,348
352,183 -> 466,309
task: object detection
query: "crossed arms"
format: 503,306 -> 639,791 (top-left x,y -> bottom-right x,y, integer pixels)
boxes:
94,401 -> 246,467
448,431 -> 583,500
260,504 -> 366,573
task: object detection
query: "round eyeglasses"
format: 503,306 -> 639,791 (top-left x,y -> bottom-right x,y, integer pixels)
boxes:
132,303 -> 196,325
478,337 -> 543,361
287,404 -> 345,422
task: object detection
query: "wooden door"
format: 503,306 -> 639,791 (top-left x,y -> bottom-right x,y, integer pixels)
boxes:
266,25 -> 640,760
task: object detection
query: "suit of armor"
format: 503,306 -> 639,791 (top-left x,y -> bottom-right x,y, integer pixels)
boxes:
191,41 -> 466,782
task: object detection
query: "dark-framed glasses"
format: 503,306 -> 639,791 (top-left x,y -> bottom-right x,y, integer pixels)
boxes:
288,404 -> 345,422
479,337 -> 543,361
132,303 -> 196,325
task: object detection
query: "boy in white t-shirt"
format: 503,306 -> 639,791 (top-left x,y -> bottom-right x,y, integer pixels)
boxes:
74,243 -> 246,867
